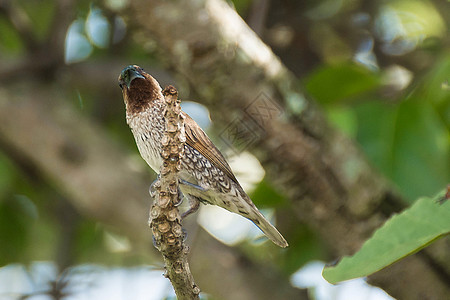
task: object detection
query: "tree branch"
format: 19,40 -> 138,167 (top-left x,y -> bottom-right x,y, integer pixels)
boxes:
149,85 -> 200,299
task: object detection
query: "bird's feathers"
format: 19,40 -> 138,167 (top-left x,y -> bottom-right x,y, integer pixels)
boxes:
184,114 -> 238,184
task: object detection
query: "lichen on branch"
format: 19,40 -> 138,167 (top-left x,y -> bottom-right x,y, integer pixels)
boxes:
149,85 -> 200,300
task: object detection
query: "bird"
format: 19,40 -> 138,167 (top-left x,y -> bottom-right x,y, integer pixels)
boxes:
118,65 -> 288,248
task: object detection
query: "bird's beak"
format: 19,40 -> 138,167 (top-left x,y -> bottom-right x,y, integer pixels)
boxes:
126,69 -> 145,89
119,65 -> 146,90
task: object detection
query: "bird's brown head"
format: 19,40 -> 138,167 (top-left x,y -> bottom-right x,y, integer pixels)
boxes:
118,65 -> 163,114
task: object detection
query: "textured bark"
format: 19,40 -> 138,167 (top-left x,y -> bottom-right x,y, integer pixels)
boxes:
116,0 -> 450,299
149,86 -> 200,299
0,86 -> 306,299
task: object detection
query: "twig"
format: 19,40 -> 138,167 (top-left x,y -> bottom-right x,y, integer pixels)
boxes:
149,85 -> 200,300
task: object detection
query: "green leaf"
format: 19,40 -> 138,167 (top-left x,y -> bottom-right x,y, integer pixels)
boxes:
322,191 -> 450,284
305,64 -> 380,104
355,99 -> 449,201
416,53 -> 450,128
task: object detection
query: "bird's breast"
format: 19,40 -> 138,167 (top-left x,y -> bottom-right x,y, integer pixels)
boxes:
127,106 -> 165,173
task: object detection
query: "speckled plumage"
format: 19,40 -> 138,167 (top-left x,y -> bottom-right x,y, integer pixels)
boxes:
119,65 -> 288,247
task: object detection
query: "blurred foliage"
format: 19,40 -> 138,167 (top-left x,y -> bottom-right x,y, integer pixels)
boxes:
281,224 -> 328,274
305,55 -> 449,201
305,63 -> 380,104
354,97 -> 448,201
250,179 -> 289,208
0,0 -> 449,298
0,17 -> 24,54
20,0 -> 55,40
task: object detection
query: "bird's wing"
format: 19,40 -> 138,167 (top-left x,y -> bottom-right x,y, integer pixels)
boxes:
183,113 -> 238,184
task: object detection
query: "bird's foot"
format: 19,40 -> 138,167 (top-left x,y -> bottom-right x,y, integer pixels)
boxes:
178,179 -> 207,219
148,176 -> 160,198
173,187 -> 184,207
179,179 -> 207,192
181,195 -> 201,219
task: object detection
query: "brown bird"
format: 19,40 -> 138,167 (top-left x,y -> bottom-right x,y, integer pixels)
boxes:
118,65 -> 288,248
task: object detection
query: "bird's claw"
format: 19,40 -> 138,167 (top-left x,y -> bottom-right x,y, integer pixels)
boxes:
149,176 -> 161,198
173,187 -> 184,207
181,195 -> 201,219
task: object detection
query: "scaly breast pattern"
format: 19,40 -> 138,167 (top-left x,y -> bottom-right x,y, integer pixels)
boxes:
127,100 -> 243,206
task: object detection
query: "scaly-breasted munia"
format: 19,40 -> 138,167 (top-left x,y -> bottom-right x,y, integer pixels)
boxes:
118,65 -> 288,248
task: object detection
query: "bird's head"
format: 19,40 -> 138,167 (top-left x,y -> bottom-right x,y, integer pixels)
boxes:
118,65 -> 163,113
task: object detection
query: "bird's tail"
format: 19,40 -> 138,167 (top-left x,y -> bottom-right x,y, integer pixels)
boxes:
206,182 -> 289,248
250,208 -> 289,248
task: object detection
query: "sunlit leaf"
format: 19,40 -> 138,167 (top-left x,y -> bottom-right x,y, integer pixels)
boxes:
376,0 -> 445,43
86,7 -> 110,48
65,19 -> 93,63
325,105 -> 358,138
